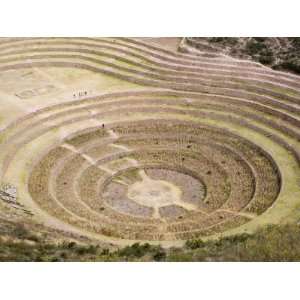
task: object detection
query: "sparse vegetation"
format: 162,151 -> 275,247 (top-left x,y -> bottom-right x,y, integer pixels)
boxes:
1,224 -> 300,261
186,37 -> 300,74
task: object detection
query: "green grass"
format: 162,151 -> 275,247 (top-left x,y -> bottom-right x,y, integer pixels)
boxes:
1,223 -> 300,261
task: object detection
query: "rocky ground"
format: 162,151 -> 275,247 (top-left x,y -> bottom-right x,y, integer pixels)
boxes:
181,37 -> 300,74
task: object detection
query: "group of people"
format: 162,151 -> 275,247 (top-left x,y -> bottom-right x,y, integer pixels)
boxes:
73,91 -> 89,98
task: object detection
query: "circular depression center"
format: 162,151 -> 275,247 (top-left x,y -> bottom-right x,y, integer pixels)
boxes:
127,170 -> 182,208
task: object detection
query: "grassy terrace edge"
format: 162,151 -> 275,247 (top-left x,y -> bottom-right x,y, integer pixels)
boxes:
1,222 -> 300,261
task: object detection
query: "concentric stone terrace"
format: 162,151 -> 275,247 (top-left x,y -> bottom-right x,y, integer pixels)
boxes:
0,38 -> 300,245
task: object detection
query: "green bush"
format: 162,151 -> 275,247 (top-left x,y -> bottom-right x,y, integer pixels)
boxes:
277,59 -> 300,74
153,249 -> 166,261
290,37 -> 300,49
12,224 -> 30,239
186,238 -> 205,249
67,241 -> 76,249
259,55 -> 275,65
2,223 -> 300,261
101,248 -> 110,255
118,243 -> 151,258
246,40 -> 267,55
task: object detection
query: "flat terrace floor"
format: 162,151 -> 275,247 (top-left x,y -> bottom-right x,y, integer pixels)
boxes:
139,38 -> 182,51
0,37 -> 181,128
0,67 -> 143,128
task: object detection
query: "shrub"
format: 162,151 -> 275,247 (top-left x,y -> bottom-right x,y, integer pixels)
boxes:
246,40 -> 267,55
208,37 -> 238,45
259,55 -> 275,65
153,249 -> 166,261
118,243 -> 151,258
290,37 -> 300,49
278,59 -> 300,74
67,241 -> 76,249
74,245 -> 98,255
75,246 -> 88,255
101,248 -> 110,255
186,239 -> 205,249
12,224 -> 30,239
